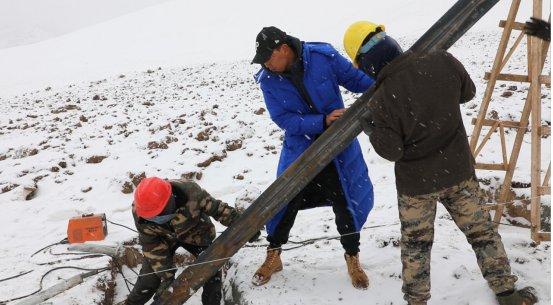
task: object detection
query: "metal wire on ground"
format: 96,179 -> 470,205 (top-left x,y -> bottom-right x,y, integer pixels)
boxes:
106,218 -> 138,233
30,238 -> 69,258
36,254 -> 107,266
91,221 -> 403,287
0,270 -> 34,283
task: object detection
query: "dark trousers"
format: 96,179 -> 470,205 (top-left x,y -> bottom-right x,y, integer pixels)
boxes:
126,243 -> 222,305
267,163 -> 360,255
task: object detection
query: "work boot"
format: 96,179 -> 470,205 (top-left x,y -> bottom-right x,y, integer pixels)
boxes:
252,248 -> 283,286
344,253 -> 369,289
497,287 -> 538,305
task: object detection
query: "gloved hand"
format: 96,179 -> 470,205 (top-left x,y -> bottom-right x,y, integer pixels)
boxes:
525,17 -> 551,41
153,277 -> 174,300
248,231 -> 261,243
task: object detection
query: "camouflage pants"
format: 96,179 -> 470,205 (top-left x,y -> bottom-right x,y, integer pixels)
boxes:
126,244 -> 222,305
398,178 -> 517,304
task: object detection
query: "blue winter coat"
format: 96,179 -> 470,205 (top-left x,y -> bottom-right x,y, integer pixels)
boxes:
255,42 -> 375,236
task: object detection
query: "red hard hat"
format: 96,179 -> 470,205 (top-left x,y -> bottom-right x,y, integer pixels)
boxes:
134,177 -> 172,218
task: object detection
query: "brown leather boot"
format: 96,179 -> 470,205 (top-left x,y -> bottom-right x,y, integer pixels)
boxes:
345,253 -> 369,289
252,248 -> 283,286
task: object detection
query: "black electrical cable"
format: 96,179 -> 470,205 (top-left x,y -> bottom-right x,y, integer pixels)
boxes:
0,266 -> 109,304
244,222 -> 402,251
30,237 -> 69,257
0,270 -> 34,283
106,218 -> 138,233
113,260 -> 134,293
127,265 -> 139,276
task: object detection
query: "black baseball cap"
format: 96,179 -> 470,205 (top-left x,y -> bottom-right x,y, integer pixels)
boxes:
251,26 -> 288,64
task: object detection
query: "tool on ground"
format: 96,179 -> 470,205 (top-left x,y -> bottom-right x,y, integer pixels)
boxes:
67,213 -> 108,244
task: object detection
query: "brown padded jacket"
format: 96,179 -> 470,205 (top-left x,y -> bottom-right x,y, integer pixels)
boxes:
368,50 -> 477,196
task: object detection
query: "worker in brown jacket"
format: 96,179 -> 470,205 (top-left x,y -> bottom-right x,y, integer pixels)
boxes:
343,21 -> 538,305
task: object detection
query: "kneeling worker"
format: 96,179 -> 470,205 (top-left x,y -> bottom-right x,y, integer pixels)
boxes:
120,177 -> 258,305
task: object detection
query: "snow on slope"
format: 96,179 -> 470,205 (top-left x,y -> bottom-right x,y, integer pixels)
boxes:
0,60 -> 274,304
0,0 -> 550,304
0,0 -> 541,97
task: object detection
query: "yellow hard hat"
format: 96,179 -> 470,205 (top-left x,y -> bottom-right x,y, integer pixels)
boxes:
343,21 -> 385,63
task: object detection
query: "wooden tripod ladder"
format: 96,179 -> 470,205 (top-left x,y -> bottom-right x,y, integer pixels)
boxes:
469,0 -> 551,242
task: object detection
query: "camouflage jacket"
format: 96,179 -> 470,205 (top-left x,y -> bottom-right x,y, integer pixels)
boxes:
132,180 -> 239,280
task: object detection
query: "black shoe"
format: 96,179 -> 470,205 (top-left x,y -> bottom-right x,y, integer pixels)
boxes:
497,287 -> 538,305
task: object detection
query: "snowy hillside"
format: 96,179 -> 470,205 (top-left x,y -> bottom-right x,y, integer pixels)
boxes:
0,0 -> 542,97
0,0 -> 550,305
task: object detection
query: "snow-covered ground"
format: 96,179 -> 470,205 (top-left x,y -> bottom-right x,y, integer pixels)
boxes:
0,0 -> 550,304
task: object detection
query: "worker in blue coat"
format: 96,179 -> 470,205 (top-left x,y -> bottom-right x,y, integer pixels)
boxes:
250,26 -> 375,289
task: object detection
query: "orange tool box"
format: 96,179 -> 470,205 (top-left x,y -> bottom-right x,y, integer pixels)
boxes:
67,213 -> 108,244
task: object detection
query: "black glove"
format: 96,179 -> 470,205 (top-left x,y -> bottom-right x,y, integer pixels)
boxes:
153,277 -> 174,300
361,113 -> 376,137
248,231 -> 261,243
525,17 -> 551,41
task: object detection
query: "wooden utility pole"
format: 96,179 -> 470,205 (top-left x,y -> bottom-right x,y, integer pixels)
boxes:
469,0 -> 550,242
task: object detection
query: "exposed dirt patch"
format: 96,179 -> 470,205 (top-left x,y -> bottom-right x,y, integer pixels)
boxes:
511,181 -> 531,188
51,104 -> 80,114
226,139 -> 243,151
182,171 -> 203,181
501,91 -> 513,98
92,94 -> 107,101
23,184 -> 37,200
197,152 -> 227,168
121,181 -> 134,194
87,155 -> 108,164
14,147 -> 39,159
196,129 -> 212,141
147,141 -> 168,150
129,172 -> 146,187
1,183 -> 19,194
